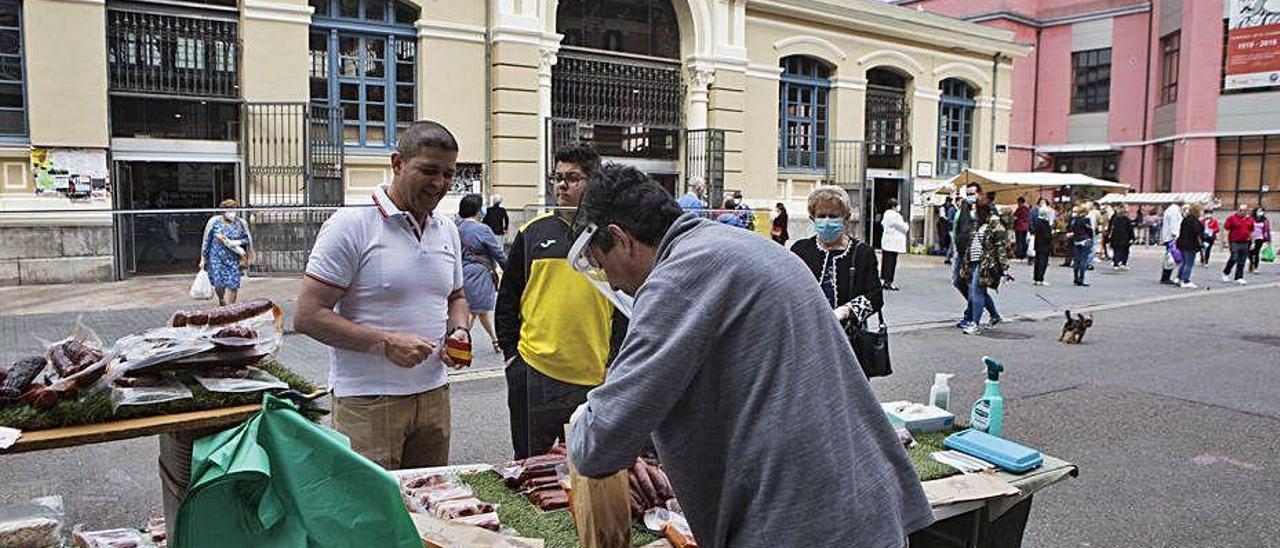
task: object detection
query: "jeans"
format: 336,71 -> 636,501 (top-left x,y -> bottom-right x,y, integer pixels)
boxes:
1111,243 -> 1130,266
1033,246 -> 1050,281
1201,236 -> 1215,264
965,264 -> 1000,325
1250,239 -> 1267,270
1224,242 -> 1251,280
1073,243 -> 1091,284
1178,248 -> 1197,283
1015,230 -> 1028,259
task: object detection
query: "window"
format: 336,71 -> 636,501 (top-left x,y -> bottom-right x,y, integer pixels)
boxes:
1155,142 -> 1174,192
865,68 -> 910,170
937,79 -> 976,178
1216,136 -> 1280,210
557,0 -> 680,60
1071,48 -> 1111,113
106,11 -> 239,98
1159,32 -> 1179,105
0,0 -> 25,137
777,56 -> 831,171
309,0 -> 418,149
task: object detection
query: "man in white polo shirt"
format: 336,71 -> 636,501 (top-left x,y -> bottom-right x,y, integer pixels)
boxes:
295,120 -> 472,469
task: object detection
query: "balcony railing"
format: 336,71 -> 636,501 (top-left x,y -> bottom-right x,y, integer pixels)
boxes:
107,9 -> 240,99
552,48 -> 683,129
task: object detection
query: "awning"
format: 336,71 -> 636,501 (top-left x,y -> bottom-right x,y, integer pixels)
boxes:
1097,192 -> 1215,206
936,169 -> 1130,203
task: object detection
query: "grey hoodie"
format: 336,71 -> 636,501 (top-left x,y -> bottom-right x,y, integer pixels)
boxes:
569,214 -> 933,548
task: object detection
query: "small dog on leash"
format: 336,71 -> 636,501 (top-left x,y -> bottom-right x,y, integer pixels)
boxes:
1059,311 -> 1093,344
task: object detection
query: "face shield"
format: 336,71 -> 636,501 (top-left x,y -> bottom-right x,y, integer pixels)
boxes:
568,222 -> 635,318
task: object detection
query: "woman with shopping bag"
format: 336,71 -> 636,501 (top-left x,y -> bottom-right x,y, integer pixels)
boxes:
200,199 -> 253,306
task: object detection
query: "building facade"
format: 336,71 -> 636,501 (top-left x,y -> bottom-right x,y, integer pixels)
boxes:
0,0 -> 1025,284
897,0 -> 1280,212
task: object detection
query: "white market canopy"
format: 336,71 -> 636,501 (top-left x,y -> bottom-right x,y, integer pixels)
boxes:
1096,192 -> 1215,206
936,169 -> 1130,202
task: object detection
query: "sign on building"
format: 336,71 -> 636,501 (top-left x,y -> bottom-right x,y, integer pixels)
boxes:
30,148 -> 110,201
1225,0 -> 1280,90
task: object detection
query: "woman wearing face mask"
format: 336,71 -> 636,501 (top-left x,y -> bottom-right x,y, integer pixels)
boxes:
790,187 -> 883,330
200,199 -> 253,306
1248,207 -> 1271,273
771,203 -> 790,245
959,200 -> 1008,334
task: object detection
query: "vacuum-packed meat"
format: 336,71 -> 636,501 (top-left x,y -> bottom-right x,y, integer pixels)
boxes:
432,498 -> 495,520
199,366 -> 251,379
410,485 -> 474,510
528,488 -> 569,511
0,356 -> 46,402
450,512 -> 501,532
114,373 -> 168,388
400,473 -> 450,490
48,340 -> 105,378
213,325 -> 257,340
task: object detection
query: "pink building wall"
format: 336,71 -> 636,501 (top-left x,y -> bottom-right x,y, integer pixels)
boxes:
1110,13 -> 1151,188
1172,0 -> 1224,192
1033,25 -> 1073,147
986,19 -> 1040,171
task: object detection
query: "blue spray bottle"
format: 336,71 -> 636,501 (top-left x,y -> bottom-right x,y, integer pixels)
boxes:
970,356 -> 1005,437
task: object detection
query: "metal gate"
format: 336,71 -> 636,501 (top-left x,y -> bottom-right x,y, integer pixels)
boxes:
828,139 -> 871,241
685,129 -> 725,207
544,117 -> 582,205
242,102 -> 344,274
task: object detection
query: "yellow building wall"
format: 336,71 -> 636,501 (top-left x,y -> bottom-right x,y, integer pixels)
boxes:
240,0 -> 312,102
23,0 -> 108,148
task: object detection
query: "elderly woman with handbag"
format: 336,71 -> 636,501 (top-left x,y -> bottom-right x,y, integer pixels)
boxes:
200,199 -> 253,306
790,187 -> 889,377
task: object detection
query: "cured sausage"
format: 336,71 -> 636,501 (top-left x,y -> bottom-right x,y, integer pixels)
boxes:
528,489 -> 569,511
631,460 -> 660,507
172,299 -> 274,328
48,340 -> 104,378
648,463 -> 675,501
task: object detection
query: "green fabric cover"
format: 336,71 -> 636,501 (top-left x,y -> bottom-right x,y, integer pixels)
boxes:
174,394 -> 420,548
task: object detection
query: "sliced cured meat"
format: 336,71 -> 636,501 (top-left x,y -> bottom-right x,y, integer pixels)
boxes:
450,512 -> 501,532
213,325 -> 257,339
49,340 -> 104,378
400,473 -> 450,490
432,498 -> 495,520
411,486 -> 474,510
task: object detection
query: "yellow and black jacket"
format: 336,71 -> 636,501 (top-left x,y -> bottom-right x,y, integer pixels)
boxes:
495,212 -> 627,386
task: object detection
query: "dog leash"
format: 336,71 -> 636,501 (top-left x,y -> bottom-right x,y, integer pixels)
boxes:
1034,293 -> 1061,310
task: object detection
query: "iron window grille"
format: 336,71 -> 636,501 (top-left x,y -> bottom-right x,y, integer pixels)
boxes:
0,0 -> 24,137
777,56 -> 831,172
451,163 -> 484,195
1160,32 -> 1179,105
937,79 -> 976,178
866,85 -> 910,170
552,48 -> 683,130
309,0 -> 418,150
1071,48 -> 1111,113
106,9 -> 240,99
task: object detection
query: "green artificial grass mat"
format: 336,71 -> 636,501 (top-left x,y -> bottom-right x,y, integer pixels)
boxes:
0,360 -> 319,431
906,427 -> 964,482
459,470 -> 661,548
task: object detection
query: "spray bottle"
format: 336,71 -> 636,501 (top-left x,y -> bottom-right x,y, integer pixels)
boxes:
970,356 -> 1005,437
929,373 -> 954,412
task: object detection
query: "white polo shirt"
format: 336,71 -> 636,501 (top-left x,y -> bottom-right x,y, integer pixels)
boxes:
305,185 -> 463,397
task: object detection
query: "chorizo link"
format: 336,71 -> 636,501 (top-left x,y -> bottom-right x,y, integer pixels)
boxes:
171,299 -> 274,328
632,460 -> 659,507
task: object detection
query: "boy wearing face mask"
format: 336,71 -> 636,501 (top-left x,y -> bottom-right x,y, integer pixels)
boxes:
199,198 -> 253,306
789,187 -> 884,330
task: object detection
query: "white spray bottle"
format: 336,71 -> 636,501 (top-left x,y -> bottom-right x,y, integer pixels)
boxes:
929,373 -> 955,412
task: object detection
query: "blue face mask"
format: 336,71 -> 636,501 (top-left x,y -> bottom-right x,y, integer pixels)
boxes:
814,218 -> 845,242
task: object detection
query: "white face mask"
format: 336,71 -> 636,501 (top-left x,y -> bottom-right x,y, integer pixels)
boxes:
223,211 -> 237,220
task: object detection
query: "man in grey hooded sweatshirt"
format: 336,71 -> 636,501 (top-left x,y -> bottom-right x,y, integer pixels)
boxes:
567,164 -> 933,548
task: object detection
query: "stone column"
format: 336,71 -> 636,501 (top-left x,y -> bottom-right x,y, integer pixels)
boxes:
536,46 -> 557,204
687,66 -> 715,131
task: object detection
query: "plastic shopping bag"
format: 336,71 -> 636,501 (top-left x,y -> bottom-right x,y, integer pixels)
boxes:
190,271 -> 214,300
1162,249 -> 1176,271
1168,243 -> 1183,265
1262,243 -> 1276,263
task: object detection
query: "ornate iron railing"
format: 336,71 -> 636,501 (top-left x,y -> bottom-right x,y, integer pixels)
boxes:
451,163 -> 484,195
552,48 -> 683,129
865,85 -> 910,169
107,9 -> 240,98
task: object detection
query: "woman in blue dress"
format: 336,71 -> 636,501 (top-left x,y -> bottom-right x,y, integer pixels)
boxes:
200,199 -> 253,306
457,194 -> 507,353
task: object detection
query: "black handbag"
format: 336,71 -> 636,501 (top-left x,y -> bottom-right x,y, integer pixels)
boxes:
848,309 -> 891,378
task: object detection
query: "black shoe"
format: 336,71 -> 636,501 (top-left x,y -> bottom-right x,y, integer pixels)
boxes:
1160,279 -> 1178,285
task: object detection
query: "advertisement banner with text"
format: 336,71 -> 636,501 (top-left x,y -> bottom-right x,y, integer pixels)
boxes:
1225,0 -> 1280,90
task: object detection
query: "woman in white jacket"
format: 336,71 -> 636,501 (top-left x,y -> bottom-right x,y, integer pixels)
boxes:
880,198 -> 909,291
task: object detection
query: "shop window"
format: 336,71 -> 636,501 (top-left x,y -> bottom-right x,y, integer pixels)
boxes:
1215,136 -> 1280,209
111,97 -> 240,140
937,79 -> 976,178
1159,32 -> 1179,105
777,56 -> 831,172
0,0 -> 24,138
309,0 -> 418,150
1071,48 -> 1110,113
1155,142 -> 1174,192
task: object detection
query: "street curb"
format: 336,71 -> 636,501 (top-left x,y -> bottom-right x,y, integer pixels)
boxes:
887,280 -> 1280,336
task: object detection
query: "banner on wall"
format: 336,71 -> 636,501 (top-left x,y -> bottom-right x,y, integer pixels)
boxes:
1225,0 -> 1280,90
31,148 -> 110,201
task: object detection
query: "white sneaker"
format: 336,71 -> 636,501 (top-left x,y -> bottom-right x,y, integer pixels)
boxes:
1236,278 -> 1248,285
962,324 -> 981,335
1041,281 -> 1050,287
1222,274 -> 1232,283
1181,282 -> 1197,289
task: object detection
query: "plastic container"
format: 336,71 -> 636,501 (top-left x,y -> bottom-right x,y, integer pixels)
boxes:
929,373 -> 954,411
943,429 -> 1043,474
970,356 -> 1005,437
882,401 -> 955,434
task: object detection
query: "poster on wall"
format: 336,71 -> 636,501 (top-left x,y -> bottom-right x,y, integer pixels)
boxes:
31,148 -> 111,201
1225,0 -> 1280,90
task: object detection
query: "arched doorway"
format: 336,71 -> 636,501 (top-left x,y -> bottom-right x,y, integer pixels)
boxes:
864,67 -> 912,246
551,0 -> 686,197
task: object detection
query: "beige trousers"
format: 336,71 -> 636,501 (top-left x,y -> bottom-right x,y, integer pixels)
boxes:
331,384 -> 452,470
